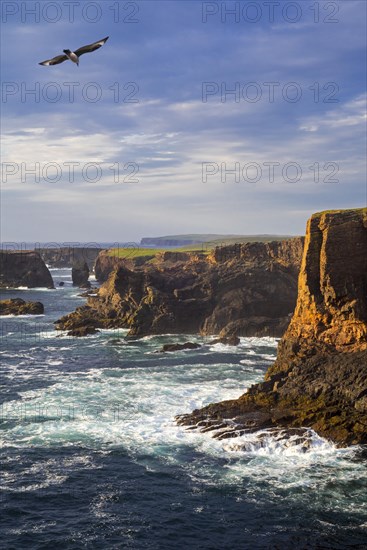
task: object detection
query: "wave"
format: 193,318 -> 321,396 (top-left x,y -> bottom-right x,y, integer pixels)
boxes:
0,314 -> 45,318
239,358 -> 257,365
3,286 -> 56,291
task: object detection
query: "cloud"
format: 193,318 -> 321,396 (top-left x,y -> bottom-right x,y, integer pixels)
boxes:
1,0 -> 366,240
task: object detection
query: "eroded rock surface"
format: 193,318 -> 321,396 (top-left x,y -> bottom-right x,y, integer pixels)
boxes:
56,238 -> 304,338
177,209 -> 367,446
0,298 -> 44,315
0,251 -> 54,288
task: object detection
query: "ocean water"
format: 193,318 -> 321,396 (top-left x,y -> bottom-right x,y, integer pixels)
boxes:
1,269 -> 366,549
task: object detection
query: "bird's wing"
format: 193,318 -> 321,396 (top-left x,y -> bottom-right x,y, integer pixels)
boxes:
74,36 -> 109,57
39,54 -> 68,66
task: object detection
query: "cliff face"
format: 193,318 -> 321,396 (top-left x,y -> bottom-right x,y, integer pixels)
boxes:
38,247 -> 102,269
72,261 -> 90,288
177,209 -> 367,447
94,250 -> 156,283
0,251 -> 54,288
56,238 -> 304,338
270,209 -> 367,371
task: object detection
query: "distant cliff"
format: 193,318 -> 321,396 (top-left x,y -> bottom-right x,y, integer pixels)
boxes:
0,251 -> 54,288
177,209 -> 367,446
140,234 -> 295,247
38,247 -> 101,269
55,237 -> 304,338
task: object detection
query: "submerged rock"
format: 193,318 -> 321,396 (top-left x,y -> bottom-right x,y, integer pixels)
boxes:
157,342 -> 201,352
210,335 -> 240,346
67,326 -> 99,337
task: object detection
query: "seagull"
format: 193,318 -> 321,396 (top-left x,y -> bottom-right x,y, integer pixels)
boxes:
39,36 -> 109,66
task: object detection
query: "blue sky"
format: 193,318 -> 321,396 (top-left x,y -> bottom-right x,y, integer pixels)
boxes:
1,0 -> 366,242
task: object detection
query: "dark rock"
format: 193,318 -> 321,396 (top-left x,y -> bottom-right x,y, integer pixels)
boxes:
210,335 -> 240,346
0,298 -> 44,315
59,281 -> 65,287
56,237 -> 304,338
0,251 -> 54,288
72,261 -> 90,288
158,341 -> 201,352
38,247 -> 101,269
66,326 -> 99,337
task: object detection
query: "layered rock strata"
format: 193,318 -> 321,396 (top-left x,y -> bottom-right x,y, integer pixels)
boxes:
176,209 -> 367,446
55,238 -> 304,338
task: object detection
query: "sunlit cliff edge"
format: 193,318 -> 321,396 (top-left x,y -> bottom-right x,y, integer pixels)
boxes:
177,208 -> 367,446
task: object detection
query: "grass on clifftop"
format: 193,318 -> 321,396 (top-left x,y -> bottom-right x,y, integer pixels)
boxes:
107,234 -> 298,260
107,246 -> 209,259
313,207 -> 367,217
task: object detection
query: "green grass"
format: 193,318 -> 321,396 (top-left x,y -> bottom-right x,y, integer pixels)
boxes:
107,234 -> 299,260
107,248 -> 165,259
313,207 -> 367,217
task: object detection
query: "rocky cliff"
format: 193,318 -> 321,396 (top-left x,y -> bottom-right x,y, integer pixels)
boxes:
176,209 -> 367,446
94,250 -> 157,283
38,247 -> 101,269
72,260 -> 90,288
55,238 -> 304,338
0,251 -> 54,288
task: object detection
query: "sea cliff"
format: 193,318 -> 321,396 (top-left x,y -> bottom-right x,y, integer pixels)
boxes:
0,251 -> 54,289
55,238 -> 304,337
176,209 -> 367,446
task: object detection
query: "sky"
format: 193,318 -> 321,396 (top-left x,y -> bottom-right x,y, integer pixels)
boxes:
1,0 -> 366,243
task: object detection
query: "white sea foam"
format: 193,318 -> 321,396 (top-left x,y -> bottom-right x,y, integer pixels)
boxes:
0,314 -> 45,318
2,334 -> 365,506
6,286 -> 56,291
256,353 -> 277,361
239,358 -> 257,364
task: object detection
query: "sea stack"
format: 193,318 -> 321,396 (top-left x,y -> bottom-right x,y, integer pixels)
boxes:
0,251 -> 54,289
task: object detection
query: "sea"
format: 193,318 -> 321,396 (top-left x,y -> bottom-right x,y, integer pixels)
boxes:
1,268 -> 367,549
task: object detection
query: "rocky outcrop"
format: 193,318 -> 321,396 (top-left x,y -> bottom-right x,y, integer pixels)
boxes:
0,251 -> 54,288
157,342 -> 201,352
94,250 -> 158,282
55,237 -> 304,338
210,335 -> 240,346
0,298 -> 44,315
176,209 -> 367,447
66,326 -> 99,337
72,260 -> 90,288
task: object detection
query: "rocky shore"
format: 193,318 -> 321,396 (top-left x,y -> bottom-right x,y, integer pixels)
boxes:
176,209 -> 367,447
0,251 -> 54,289
55,238 -> 304,337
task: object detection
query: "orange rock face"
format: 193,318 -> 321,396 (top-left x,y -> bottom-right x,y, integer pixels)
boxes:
177,208 -> 367,446
288,208 -> 367,351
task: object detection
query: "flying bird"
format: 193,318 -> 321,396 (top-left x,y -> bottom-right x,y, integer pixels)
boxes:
39,36 -> 109,66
